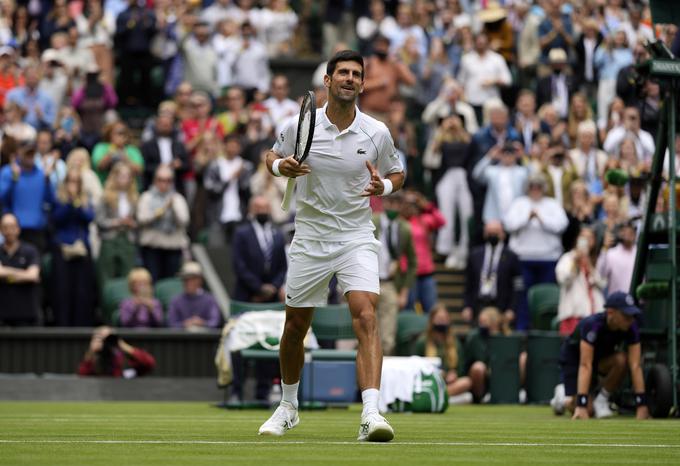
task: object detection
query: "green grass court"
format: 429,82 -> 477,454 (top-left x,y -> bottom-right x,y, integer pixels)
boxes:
1,402 -> 679,465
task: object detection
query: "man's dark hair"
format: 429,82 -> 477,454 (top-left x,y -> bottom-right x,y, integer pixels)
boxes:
223,133 -> 241,144
326,50 -> 364,77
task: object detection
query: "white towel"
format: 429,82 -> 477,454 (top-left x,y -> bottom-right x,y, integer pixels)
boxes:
378,356 -> 441,413
224,310 -> 319,352
215,310 -> 319,386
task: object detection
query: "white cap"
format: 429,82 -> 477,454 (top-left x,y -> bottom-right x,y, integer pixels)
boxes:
41,48 -> 63,63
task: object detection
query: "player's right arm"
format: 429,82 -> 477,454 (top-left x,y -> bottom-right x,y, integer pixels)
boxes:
265,150 -> 310,178
266,118 -> 311,178
573,340 -> 594,420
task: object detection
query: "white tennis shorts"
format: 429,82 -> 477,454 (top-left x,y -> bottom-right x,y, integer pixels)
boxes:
285,237 -> 381,308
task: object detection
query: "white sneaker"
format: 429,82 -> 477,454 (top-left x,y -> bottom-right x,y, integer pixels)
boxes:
550,384 -> 565,416
258,401 -> 299,436
357,412 -> 394,442
448,392 -> 473,405
593,392 -> 614,419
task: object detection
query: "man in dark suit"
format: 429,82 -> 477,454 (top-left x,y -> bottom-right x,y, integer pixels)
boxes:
140,111 -> 189,193
232,196 -> 287,303
536,48 -> 576,120
462,220 -> 521,325
573,19 -> 603,100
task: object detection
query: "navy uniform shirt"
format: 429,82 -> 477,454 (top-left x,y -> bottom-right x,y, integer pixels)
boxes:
560,312 -> 640,365
0,242 -> 40,323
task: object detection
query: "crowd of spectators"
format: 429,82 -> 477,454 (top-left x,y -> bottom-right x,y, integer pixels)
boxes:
0,0 -> 678,378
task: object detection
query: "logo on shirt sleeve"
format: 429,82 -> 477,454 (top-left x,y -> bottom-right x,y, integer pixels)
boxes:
586,330 -> 597,344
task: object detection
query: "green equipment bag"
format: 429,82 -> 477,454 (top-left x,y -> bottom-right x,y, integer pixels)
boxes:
389,371 -> 449,413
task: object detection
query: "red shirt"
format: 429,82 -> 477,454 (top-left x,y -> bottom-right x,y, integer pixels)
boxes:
78,348 -> 156,377
181,117 -> 225,179
0,71 -> 23,108
402,203 -> 446,276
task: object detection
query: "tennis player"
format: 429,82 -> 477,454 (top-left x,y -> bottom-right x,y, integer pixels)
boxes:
258,50 -> 404,441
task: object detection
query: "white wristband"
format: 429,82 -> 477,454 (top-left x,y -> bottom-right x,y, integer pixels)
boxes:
272,158 -> 283,177
380,178 -> 393,196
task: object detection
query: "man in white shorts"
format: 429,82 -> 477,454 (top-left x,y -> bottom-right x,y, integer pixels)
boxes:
258,50 -> 405,442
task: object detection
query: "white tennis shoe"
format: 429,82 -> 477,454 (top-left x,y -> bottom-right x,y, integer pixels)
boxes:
593,392 -> 614,419
258,401 -> 299,436
357,412 -> 394,442
550,383 -> 566,416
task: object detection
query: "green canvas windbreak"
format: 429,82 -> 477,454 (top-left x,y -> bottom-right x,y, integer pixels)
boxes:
650,0 -> 680,26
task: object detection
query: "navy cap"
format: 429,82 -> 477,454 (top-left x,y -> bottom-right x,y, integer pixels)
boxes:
604,292 -> 642,316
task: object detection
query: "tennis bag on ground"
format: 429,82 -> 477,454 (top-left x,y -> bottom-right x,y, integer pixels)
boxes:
389,370 -> 449,413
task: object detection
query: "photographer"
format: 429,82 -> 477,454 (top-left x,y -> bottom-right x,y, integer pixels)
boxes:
78,326 -> 156,377
556,226 -> 606,336
540,141 -> 579,210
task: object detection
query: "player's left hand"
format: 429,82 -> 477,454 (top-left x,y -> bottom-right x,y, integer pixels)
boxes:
361,161 -> 384,196
635,405 -> 651,420
572,407 -> 590,420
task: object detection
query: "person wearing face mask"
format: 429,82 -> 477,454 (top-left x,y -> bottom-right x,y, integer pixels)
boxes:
232,195 -> 287,303
372,192 -> 417,355
556,226 -> 606,336
414,303 -> 472,400
400,190 -> 443,313
360,35 -> 416,122
462,220 -> 521,324
536,48 -> 576,120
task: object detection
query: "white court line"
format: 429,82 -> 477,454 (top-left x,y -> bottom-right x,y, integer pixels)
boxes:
0,439 -> 678,448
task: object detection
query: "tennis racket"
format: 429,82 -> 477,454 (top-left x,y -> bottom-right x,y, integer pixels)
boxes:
281,90 -> 316,211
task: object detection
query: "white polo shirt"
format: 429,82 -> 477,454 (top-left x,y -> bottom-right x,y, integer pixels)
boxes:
273,104 -> 403,242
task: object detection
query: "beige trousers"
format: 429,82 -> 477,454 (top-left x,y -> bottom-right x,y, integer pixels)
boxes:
376,281 -> 399,356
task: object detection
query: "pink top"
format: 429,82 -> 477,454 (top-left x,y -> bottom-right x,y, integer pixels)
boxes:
403,203 -> 446,276
71,84 -> 118,109
597,244 -> 637,295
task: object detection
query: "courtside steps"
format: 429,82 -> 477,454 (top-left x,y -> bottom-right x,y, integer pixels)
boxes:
433,262 -> 469,334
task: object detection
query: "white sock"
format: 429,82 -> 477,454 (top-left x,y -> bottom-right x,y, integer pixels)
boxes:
361,388 -> 380,416
281,381 -> 299,409
597,388 -> 610,400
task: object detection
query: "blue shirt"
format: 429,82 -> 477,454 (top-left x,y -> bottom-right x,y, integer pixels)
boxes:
562,312 -> 640,364
0,164 -> 54,230
52,200 -> 95,247
594,46 -> 633,80
538,14 -> 574,61
6,87 -> 57,129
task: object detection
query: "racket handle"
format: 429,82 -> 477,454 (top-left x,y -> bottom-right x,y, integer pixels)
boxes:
281,178 -> 296,211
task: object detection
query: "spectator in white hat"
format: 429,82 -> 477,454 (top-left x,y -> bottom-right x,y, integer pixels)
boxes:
168,261 -> 221,329
38,49 -> 69,108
